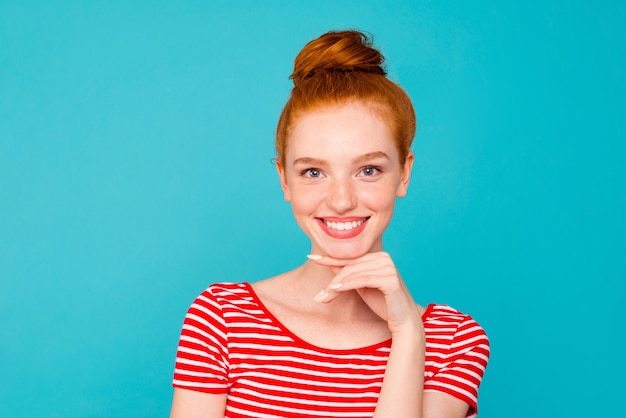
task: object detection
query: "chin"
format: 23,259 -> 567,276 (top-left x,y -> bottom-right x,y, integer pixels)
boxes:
319,242 -> 379,260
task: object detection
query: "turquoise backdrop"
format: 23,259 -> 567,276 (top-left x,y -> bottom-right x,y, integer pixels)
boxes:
1,1 -> 624,417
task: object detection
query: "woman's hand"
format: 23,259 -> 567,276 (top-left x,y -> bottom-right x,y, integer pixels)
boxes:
309,251 -> 423,335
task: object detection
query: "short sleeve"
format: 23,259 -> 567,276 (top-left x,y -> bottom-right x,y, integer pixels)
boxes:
172,288 -> 229,393
424,315 -> 490,417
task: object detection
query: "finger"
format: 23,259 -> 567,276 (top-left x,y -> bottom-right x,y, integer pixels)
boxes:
307,251 -> 387,267
329,259 -> 398,287
312,257 -> 399,300
307,254 -> 354,267
312,282 -> 345,303
316,270 -> 397,304
333,271 -> 400,295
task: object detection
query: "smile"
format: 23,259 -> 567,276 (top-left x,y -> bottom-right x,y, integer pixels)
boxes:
323,218 -> 367,231
316,217 -> 370,239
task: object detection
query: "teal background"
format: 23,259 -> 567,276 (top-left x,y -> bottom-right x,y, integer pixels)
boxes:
1,1 -> 624,417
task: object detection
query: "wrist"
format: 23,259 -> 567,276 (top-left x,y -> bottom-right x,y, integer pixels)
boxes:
390,319 -> 425,348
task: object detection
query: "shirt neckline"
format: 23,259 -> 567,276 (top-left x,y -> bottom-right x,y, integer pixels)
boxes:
242,281 -> 435,355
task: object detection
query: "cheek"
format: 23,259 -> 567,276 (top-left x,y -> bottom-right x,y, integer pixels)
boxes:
289,188 -> 319,215
362,184 -> 398,209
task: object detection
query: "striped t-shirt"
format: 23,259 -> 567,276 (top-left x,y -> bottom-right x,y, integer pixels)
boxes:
173,282 -> 490,417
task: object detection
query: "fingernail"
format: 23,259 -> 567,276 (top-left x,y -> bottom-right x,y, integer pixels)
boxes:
307,254 -> 323,260
329,283 -> 343,290
313,289 -> 328,302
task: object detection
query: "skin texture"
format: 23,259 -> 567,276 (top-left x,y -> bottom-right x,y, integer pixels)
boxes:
278,102 -> 412,260
170,101 -> 471,418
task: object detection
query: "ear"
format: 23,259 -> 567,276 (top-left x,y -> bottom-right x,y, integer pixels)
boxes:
395,151 -> 414,198
276,160 -> 292,202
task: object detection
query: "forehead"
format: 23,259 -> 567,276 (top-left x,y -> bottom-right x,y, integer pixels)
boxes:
286,102 -> 398,161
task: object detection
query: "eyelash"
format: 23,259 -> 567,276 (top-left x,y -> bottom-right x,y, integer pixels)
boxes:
360,165 -> 382,176
301,168 -> 322,178
300,166 -> 383,178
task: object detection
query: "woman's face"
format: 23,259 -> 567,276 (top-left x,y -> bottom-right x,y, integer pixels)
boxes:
277,101 -> 414,260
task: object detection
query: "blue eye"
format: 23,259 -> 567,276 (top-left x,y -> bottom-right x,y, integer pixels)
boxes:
303,168 -> 322,178
360,166 -> 381,176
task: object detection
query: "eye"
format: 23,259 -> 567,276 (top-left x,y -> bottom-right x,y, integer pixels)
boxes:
360,166 -> 381,177
302,168 -> 322,178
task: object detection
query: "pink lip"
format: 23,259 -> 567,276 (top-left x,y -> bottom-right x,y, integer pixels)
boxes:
316,217 -> 370,239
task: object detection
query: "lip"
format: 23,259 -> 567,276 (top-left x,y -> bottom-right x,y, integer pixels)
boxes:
316,216 -> 370,239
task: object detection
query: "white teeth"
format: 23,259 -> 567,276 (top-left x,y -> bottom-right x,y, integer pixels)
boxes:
324,219 -> 365,230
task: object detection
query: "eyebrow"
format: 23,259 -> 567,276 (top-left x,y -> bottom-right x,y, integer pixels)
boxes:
292,151 -> 390,167
292,157 -> 326,167
351,151 -> 390,165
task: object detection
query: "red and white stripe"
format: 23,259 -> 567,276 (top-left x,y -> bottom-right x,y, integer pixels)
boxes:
173,282 -> 489,418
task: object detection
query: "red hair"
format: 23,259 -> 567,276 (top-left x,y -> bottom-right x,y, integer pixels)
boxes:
276,30 -> 416,166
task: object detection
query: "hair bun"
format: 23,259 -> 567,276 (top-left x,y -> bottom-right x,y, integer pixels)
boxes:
291,30 -> 386,85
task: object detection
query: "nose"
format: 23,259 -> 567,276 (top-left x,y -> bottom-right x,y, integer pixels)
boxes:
326,176 -> 357,213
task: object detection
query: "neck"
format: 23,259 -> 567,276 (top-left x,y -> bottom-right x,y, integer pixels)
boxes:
291,260 -> 376,321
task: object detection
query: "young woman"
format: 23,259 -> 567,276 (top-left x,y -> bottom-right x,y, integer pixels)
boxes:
170,30 -> 490,418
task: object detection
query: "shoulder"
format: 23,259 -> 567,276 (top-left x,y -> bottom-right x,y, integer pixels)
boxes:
423,304 -> 490,350
201,281 -> 248,293
422,304 -> 490,415
423,303 -> 484,326
185,282 -> 257,317
423,303 -> 471,320
190,282 -> 253,303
